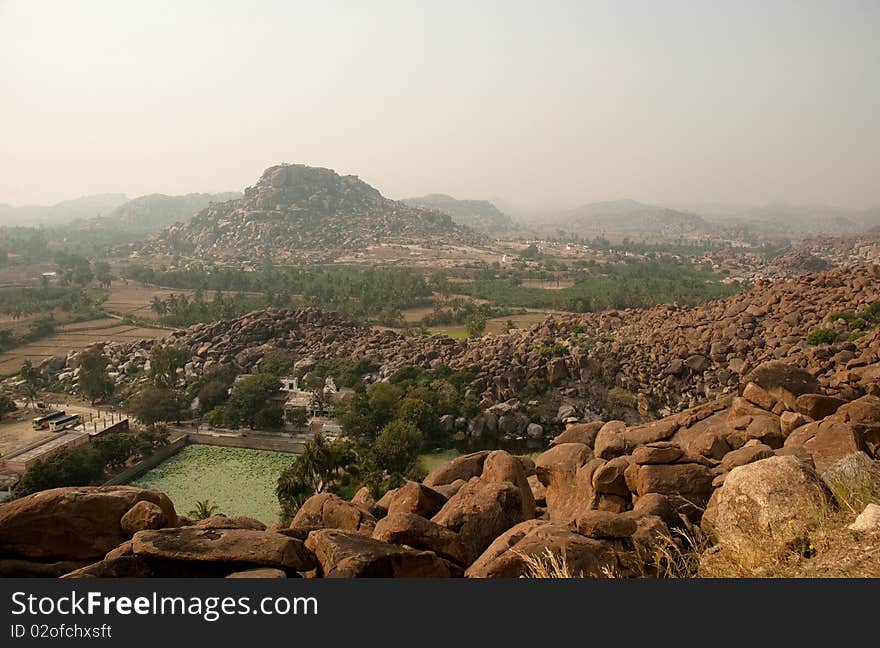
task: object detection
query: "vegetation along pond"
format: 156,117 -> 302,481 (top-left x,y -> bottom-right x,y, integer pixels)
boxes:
129,445 -> 294,523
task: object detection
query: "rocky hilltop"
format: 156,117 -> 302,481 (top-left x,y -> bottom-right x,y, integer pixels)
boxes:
140,165 -> 485,261
401,194 -> 518,234
61,263 -> 880,426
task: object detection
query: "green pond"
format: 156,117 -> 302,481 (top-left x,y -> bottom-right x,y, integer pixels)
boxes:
130,445 -> 295,524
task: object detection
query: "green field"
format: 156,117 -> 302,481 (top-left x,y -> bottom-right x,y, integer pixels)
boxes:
130,444 -> 295,523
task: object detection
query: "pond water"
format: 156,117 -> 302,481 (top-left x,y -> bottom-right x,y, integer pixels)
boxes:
130,444 -> 295,524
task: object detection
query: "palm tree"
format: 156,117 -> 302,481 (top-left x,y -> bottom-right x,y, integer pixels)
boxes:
150,296 -> 167,317
188,499 -> 220,520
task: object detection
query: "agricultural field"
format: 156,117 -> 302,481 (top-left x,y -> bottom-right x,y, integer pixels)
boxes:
129,444 -> 295,523
103,282 -> 201,320
0,318 -> 168,376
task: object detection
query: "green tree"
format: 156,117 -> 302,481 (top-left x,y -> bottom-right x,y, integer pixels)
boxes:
0,393 -> 17,419
93,261 -> 112,288
466,315 -> 487,338
150,345 -> 189,389
77,347 -> 114,405
127,387 -> 183,427
372,419 -> 424,477
18,359 -> 41,409
276,434 -> 355,519
14,446 -> 105,496
196,379 -> 229,414
259,349 -> 297,376
227,374 -> 281,429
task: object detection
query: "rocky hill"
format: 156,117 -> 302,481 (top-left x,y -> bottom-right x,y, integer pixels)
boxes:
139,165 -> 485,261
45,263 -> 880,428
533,199 -> 723,242
401,194 -> 518,234
87,192 -> 241,234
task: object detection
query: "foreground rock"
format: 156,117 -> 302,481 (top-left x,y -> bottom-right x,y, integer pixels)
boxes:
130,527 -> 316,576
290,493 -> 376,535
465,520 -> 621,578
704,456 -> 830,563
0,486 -> 177,561
305,529 -> 461,577
432,478 -> 525,564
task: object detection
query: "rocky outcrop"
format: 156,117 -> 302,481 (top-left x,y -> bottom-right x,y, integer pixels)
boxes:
0,486 -> 177,561
140,164 -> 484,262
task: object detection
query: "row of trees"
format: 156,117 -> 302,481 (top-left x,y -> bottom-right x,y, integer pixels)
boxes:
125,263 -> 433,325
14,427 -> 169,496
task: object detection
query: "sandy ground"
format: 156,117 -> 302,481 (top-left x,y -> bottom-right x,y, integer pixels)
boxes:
0,414 -> 54,458
0,402 -> 124,457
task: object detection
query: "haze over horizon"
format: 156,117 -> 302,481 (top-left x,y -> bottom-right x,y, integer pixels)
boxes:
1,1 -> 878,213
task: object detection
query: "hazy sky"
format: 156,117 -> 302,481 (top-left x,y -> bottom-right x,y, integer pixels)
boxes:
1,0 -> 878,211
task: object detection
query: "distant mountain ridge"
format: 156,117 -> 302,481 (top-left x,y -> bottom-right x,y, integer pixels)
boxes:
0,193 -> 129,227
401,194 -> 518,234
533,199 -> 722,241
88,192 -> 241,234
141,164 -> 485,261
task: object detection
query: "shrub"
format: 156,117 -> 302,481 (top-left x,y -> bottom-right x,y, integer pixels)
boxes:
806,328 -> 841,346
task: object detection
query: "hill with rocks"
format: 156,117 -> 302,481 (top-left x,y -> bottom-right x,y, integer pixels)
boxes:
401,194 -> 518,234
86,192 -> 241,234
46,263 -> 880,428
139,164 -> 485,261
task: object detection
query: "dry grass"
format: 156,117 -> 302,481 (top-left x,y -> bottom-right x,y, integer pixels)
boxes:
518,549 -> 581,578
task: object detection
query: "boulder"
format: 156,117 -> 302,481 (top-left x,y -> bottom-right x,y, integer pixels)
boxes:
423,451 -> 490,487
290,493 -> 376,535
481,450 -> 536,518
594,421 -> 626,459
132,528 -> 316,575
120,501 -> 168,535
372,512 -> 471,565
821,452 -> 880,508
720,443 -> 775,472
464,520 -> 620,578
534,443 -> 596,522
795,394 -> 845,420
573,510 -> 637,539
591,456 -> 631,497
431,478 -> 525,564
385,482 -> 447,519
550,421 -> 604,449
633,463 -> 714,521
61,556 -> 153,579
305,529 -> 461,577
848,504 -> 880,532
631,442 -> 683,465
707,456 -> 830,562
0,486 -> 177,560
225,568 -> 288,578
742,361 -> 819,408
